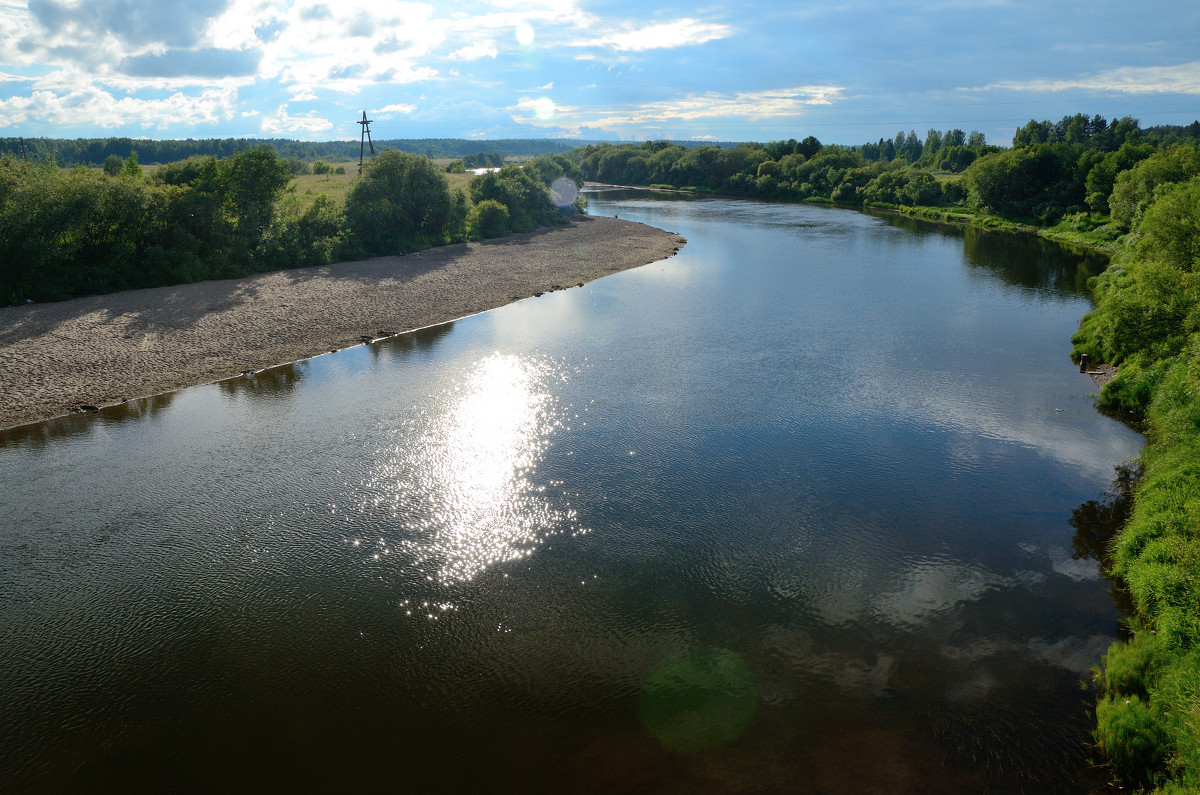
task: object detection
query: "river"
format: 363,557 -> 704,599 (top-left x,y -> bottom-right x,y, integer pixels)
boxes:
0,189 -> 1144,791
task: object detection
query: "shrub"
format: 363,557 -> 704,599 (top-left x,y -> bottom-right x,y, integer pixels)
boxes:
466,199 -> 510,239
468,165 -> 559,233
339,150 -> 457,258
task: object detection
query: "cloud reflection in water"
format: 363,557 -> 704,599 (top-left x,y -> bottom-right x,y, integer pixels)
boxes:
370,353 -> 580,585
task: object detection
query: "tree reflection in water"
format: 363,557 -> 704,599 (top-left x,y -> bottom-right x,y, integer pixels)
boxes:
217,362 -> 306,400
0,393 -> 177,449
1070,461 -> 1142,619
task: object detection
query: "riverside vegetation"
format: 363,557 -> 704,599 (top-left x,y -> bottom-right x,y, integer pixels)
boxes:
3,117 -> 1200,791
0,148 -> 585,305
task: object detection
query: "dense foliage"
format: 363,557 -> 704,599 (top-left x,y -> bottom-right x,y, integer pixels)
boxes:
0,149 -> 292,301
569,116 -> 1199,233
1065,156 -> 1200,792
338,150 -> 466,258
569,132 -> 994,208
0,148 -> 584,304
0,136 -> 585,168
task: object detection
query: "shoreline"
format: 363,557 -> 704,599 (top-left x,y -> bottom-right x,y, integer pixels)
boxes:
0,215 -> 686,431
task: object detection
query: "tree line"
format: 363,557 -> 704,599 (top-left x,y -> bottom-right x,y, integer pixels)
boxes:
0,137 -> 586,168
0,149 -> 585,304
569,116 -> 1200,228
567,132 -> 993,208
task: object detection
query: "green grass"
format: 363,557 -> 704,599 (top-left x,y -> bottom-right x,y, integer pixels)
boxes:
288,169 -> 357,212
1086,306 -> 1200,793
287,164 -> 476,217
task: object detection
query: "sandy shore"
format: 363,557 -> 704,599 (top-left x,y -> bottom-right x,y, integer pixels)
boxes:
0,216 -> 686,431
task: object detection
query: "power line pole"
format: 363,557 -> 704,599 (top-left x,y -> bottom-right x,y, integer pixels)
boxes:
357,110 -> 375,174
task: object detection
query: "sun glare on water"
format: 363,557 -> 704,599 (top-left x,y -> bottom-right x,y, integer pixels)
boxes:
366,353 -> 580,585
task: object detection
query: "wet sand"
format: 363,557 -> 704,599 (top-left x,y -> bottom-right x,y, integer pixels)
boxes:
0,216 -> 686,430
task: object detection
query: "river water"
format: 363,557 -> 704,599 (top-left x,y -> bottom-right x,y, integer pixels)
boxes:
0,190 -> 1143,791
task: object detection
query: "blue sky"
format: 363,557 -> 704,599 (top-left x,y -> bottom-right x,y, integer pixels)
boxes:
1,0 -> 1198,146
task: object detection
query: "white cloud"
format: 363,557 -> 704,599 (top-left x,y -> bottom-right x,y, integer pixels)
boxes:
376,102 -> 417,118
209,0 -> 445,94
977,60 -> 1200,95
259,104 -> 333,135
509,85 -> 845,133
447,40 -> 498,61
573,18 -> 731,52
0,85 -> 238,129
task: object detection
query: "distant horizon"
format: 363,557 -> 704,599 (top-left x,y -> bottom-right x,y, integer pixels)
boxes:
5,121 -> 1199,154
2,0 -> 1198,147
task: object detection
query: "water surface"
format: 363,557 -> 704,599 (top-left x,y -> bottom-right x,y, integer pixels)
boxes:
0,191 -> 1142,791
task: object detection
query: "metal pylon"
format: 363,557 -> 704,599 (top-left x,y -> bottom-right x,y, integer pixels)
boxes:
358,110 -> 376,174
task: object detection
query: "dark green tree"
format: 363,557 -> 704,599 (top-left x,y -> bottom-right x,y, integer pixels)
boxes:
340,150 -> 458,257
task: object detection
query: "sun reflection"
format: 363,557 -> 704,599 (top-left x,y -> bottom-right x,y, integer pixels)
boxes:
366,353 -> 582,585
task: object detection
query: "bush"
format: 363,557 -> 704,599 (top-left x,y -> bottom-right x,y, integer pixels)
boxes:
339,150 -> 459,258
468,165 -> 559,233
0,147 -> 304,303
1099,631 -> 1161,700
466,199 -> 510,239
260,194 -> 342,269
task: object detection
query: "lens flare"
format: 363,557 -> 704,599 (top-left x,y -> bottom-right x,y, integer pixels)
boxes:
550,177 -> 578,208
638,647 -> 758,752
532,96 -> 556,121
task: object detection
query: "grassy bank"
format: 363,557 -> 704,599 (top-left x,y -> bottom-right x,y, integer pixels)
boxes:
899,178 -> 1200,793
1068,173 -> 1200,792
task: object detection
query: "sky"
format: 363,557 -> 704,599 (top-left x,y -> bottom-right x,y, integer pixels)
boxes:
0,0 -> 1198,146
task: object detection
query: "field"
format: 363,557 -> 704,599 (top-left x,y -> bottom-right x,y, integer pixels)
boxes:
284,159 -> 480,216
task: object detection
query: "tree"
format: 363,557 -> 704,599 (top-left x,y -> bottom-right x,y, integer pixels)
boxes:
341,150 -> 457,257
466,199 -> 510,239
103,154 -> 123,176
923,129 -> 943,158
797,136 -> 822,159
1109,145 -> 1200,229
468,165 -> 558,233
1133,176 -> 1200,274
221,148 -> 291,256
122,151 -> 142,178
